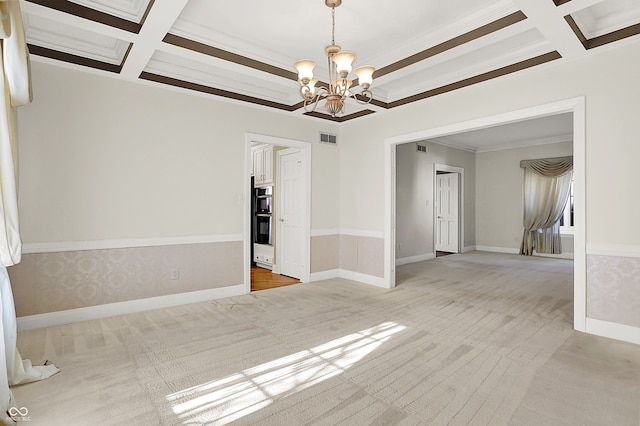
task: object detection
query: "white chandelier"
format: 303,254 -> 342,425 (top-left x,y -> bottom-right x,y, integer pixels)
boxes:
294,0 -> 375,117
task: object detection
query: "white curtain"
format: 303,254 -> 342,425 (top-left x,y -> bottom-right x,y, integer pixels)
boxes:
519,156 -> 573,256
1,1 -> 58,423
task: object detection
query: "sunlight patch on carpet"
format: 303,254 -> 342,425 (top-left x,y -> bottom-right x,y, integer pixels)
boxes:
166,321 -> 406,424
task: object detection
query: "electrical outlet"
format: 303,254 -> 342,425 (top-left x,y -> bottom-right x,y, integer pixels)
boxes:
171,268 -> 180,280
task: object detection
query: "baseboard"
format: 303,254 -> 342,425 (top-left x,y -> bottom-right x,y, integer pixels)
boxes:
587,243 -> 640,258
475,245 -> 573,259
475,246 -> 519,254
310,269 -> 340,281
463,245 -> 477,253
310,268 -> 387,288
585,318 -> 640,345
534,251 -> 574,260
338,269 -> 387,288
17,284 -> 246,331
396,253 -> 434,266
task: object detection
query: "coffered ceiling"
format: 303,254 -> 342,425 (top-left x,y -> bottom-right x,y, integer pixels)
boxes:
20,0 -> 640,122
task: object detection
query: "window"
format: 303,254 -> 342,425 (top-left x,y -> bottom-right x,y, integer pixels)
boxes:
559,173 -> 574,234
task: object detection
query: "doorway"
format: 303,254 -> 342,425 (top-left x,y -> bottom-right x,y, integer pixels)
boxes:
244,134 -> 311,294
384,97 -> 586,332
434,164 -> 464,256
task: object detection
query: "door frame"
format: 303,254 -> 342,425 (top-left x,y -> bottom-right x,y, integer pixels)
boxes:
244,133 -> 311,293
434,165 -> 464,254
384,97 -> 586,332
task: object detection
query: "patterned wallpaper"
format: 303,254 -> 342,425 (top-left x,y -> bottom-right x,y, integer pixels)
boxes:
587,254 -> 640,328
8,241 -> 243,317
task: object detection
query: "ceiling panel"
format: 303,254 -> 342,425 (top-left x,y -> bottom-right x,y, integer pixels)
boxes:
570,0 -> 640,39
145,50 -> 300,105
432,113 -> 573,152
19,0 -> 640,124
379,28 -> 550,101
23,13 -> 130,66
68,0 -> 152,23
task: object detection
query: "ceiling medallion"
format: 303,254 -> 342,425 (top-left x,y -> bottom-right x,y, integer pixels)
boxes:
294,0 -> 375,117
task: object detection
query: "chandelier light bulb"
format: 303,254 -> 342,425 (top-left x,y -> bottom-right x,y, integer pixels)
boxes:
294,60 -> 315,84
332,51 -> 355,77
355,66 -> 375,89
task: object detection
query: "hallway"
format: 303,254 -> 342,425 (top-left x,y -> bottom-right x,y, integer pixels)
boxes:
251,266 -> 300,291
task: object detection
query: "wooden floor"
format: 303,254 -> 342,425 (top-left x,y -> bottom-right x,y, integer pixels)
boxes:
251,266 -> 299,291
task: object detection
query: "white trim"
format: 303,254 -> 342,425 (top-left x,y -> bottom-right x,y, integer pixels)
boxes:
22,234 -> 244,254
396,253 -> 435,266
463,245 -> 477,253
385,97 -> 587,332
534,251 -> 574,260
311,229 -> 339,237
339,229 -> 385,239
585,318 -> 640,345
17,284 -> 245,331
338,270 -> 387,288
311,269 -> 386,289
428,133 -> 574,153
587,243 -> 640,258
475,245 -> 574,259
476,245 -> 519,254
310,269 -> 340,281
310,229 -> 385,238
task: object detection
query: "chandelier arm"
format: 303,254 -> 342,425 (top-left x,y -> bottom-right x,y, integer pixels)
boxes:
353,89 -> 373,105
302,87 -> 329,113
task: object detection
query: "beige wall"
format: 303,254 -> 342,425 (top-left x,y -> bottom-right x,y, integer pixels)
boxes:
476,141 -> 574,253
12,39 -> 640,331
339,40 -> 640,247
13,62 -> 342,314
18,62 -> 341,243
396,142 -> 476,260
339,39 -> 640,329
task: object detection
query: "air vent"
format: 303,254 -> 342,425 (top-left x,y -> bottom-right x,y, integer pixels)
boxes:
416,143 -> 427,153
320,132 -> 337,145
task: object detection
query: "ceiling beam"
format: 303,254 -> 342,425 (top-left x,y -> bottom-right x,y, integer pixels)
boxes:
513,0 -> 587,59
120,0 -> 190,80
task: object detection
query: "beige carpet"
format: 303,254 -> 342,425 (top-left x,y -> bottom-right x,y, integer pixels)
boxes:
11,252 -> 640,425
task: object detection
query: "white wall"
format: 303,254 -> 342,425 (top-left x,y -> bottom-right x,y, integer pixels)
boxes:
476,141 -> 574,253
396,142 -> 475,260
17,62 -> 341,243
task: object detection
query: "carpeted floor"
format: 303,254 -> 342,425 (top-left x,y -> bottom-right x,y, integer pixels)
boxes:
11,252 -> 640,425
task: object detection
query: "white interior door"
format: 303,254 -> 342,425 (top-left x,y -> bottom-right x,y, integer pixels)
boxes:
435,172 -> 460,253
278,149 -> 304,279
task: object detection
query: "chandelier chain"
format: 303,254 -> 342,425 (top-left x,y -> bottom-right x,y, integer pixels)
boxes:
331,6 -> 336,46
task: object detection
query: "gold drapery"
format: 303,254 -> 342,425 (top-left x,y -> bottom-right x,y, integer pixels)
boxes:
519,156 -> 573,256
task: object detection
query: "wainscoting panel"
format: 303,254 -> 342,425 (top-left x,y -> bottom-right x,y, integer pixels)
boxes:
8,241 -> 243,317
310,234 -> 339,273
587,254 -> 640,329
310,232 -> 384,280
339,234 -> 384,278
